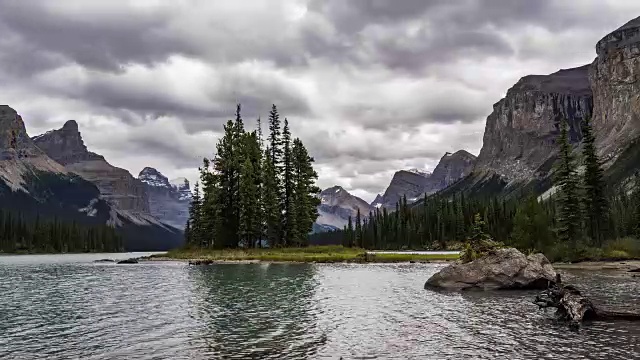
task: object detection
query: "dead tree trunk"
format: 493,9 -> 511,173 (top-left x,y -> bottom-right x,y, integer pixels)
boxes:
533,275 -> 640,327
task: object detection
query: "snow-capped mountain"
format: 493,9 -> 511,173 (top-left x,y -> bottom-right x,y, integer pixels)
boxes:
315,186 -> 373,231
170,177 -> 192,201
138,167 -> 191,229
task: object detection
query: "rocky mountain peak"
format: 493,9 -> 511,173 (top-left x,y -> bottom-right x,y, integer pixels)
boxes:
62,119 -> 79,131
371,194 -> 384,208
316,185 -> 373,229
32,120 -> 103,165
139,167 -> 172,188
0,105 -> 65,190
0,105 -> 32,157
33,121 -> 149,213
426,150 -> 477,192
320,185 -> 355,206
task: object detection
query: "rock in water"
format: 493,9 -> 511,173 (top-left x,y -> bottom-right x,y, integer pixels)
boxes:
117,258 -> 139,264
424,248 -> 556,290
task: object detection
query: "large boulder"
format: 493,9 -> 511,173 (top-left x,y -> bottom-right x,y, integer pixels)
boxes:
424,248 -> 556,291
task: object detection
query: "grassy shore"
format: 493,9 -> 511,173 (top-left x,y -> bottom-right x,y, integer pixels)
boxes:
151,245 -> 460,263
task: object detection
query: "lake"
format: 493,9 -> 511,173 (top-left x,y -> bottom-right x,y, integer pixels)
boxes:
1,254 -> 640,359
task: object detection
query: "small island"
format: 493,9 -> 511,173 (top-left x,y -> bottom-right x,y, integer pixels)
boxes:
150,245 -> 459,263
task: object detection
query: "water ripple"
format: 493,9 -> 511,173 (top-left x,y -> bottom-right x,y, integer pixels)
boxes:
1,256 -> 640,359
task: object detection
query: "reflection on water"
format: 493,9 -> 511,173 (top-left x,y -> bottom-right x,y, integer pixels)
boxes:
1,255 -> 640,359
188,264 -> 324,359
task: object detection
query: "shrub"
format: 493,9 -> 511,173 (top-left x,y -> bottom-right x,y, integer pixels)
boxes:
460,213 -> 503,263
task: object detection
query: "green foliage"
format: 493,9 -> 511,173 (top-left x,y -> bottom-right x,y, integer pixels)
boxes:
581,117 -> 609,246
184,104 -> 320,249
161,245 -> 458,263
510,194 -> 553,252
460,213 -> 502,263
0,210 -> 122,253
555,120 -> 583,252
309,117 -> 640,264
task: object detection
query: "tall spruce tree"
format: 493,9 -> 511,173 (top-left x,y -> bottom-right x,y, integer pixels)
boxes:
262,146 -> 281,247
291,138 -> 320,245
281,118 -> 296,246
199,159 -> 218,248
187,181 -> 203,247
212,119 -> 241,248
268,105 -> 282,167
555,121 -> 583,252
239,156 -> 258,247
581,117 -> 608,246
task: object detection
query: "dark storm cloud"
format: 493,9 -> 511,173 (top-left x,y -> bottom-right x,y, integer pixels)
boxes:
0,1 -> 189,73
0,0 -> 638,199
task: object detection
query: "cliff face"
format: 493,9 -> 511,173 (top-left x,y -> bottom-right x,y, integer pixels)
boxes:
139,167 -> 191,229
0,105 -> 66,191
32,121 -> 150,213
474,65 -> 593,182
591,16 -> 640,163
426,150 -> 477,192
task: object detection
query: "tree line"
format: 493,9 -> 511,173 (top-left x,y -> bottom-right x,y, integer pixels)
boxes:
0,210 -> 123,253
310,118 -> 640,261
185,104 -> 321,248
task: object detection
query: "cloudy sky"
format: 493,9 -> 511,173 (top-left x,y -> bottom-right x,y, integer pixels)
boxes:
1,0 -> 639,202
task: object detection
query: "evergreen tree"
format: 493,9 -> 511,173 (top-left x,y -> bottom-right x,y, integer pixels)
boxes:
289,139 -> 316,245
281,118 -> 295,246
262,146 -> 281,247
212,119 -> 242,248
268,105 -> 282,167
239,156 -> 259,247
555,121 -> 582,252
188,181 -> 203,247
511,194 -> 552,252
581,117 -> 608,246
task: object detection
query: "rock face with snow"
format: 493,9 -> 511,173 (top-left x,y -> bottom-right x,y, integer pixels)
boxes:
424,248 -> 556,291
32,120 -> 151,213
315,186 -> 373,230
474,65 -> 593,183
0,105 -> 182,250
139,167 -> 191,229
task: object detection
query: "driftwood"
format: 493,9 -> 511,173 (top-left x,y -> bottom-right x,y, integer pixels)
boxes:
533,274 -> 640,327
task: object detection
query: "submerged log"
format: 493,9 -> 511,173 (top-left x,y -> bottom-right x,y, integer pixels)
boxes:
189,259 -> 214,266
117,258 -> 139,264
533,274 -> 640,326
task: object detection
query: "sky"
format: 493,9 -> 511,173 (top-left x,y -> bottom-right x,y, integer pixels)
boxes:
1,0 -> 639,202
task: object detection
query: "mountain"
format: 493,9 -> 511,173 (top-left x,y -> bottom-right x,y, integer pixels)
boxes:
427,150 -> 477,192
474,65 -> 592,184
32,120 -> 151,213
315,186 -> 373,230
138,167 -> 191,229
26,116 -> 182,250
371,194 -> 384,208
445,16 -> 640,198
374,150 -> 477,209
376,170 -> 431,209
